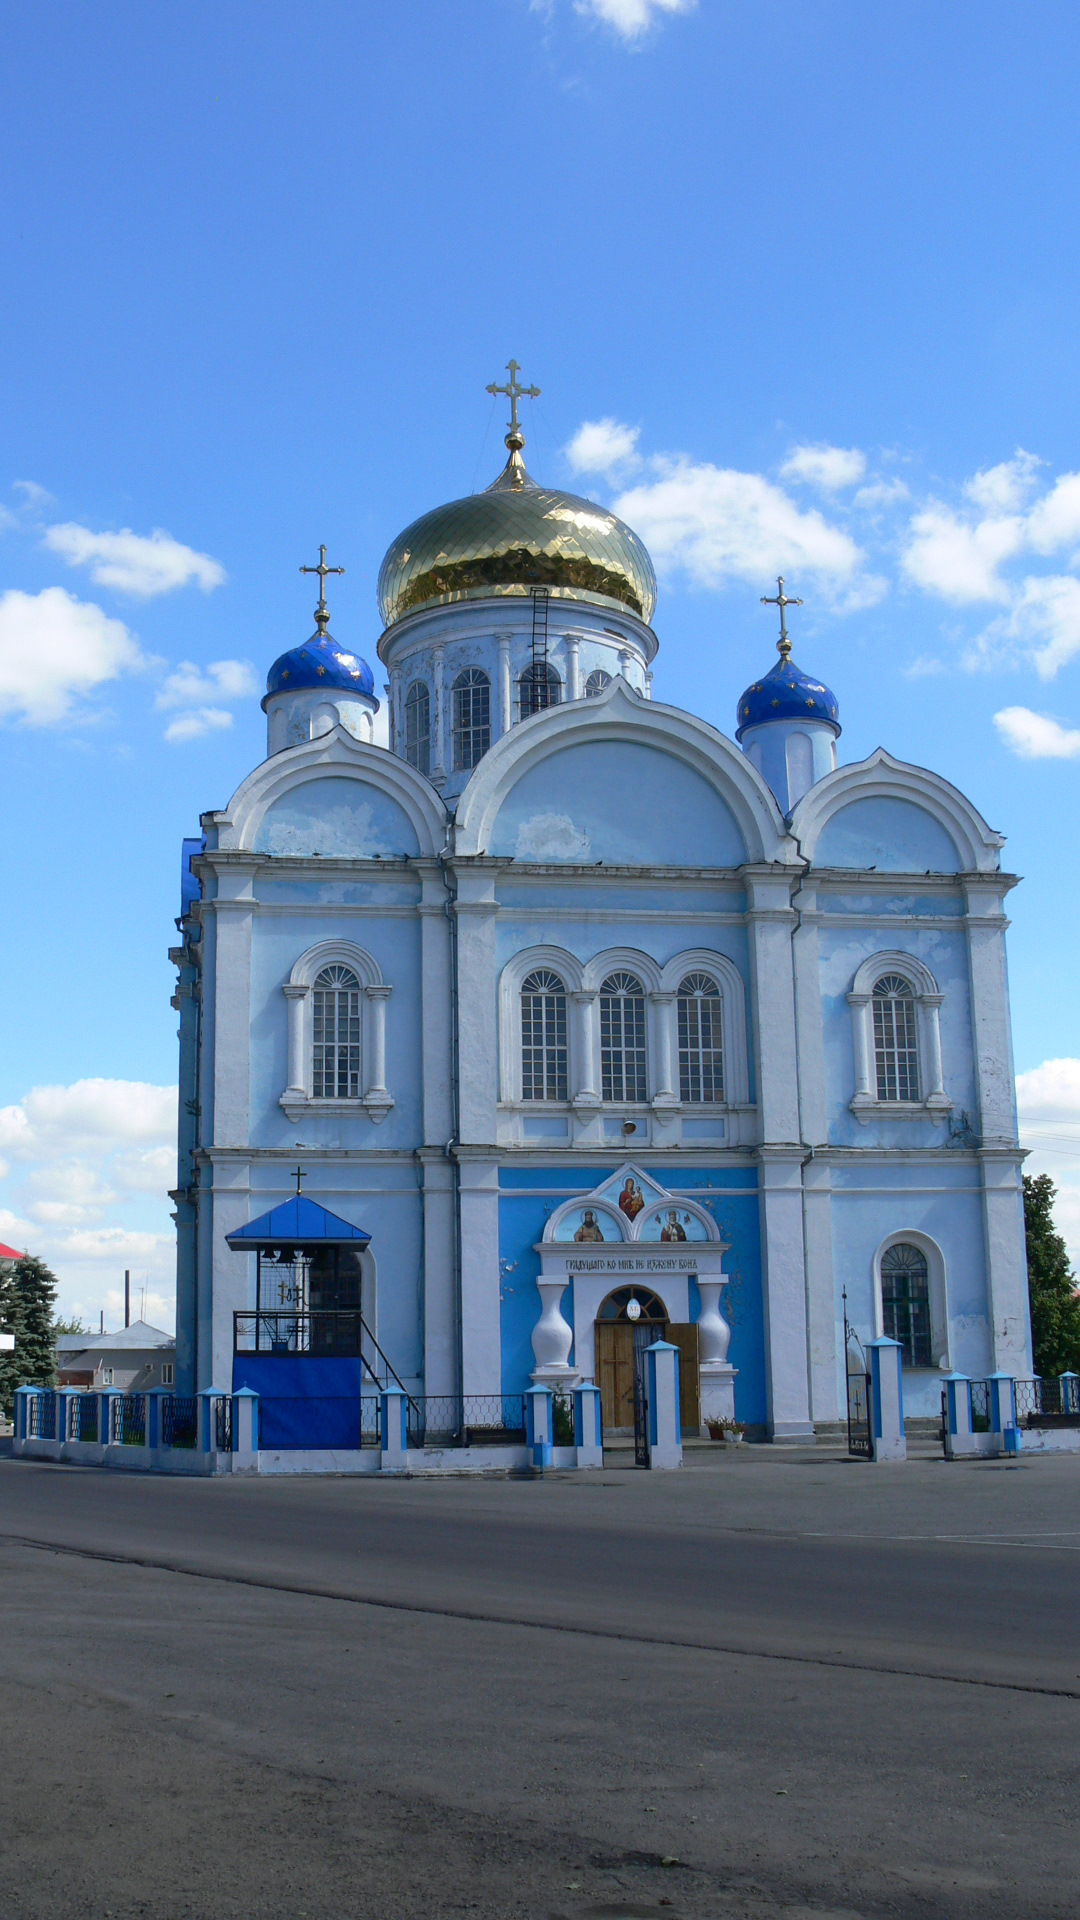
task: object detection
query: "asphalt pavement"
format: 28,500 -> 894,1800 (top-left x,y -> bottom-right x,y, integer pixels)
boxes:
1,1445 -> 1078,1920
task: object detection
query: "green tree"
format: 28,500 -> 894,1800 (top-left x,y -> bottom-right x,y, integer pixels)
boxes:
9,1256 -> 59,1398
53,1315 -> 87,1336
0,1262 -> 18,1417
1024,1174 -> 1080,1379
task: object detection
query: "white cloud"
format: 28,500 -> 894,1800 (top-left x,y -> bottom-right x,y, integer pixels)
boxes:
780,444 -> 866,493
853,478 -> 910,511
163,706 -> 234,743
13,479 -> 55,508
0,586 -> 144,725
0,1078 -> 178,1325
978,575 -> 1080,678
1017,1058 -> 1080,1121
564,418 -> 642,476
574,0 -> 694,40
613,457 -> 873,601
963,450 -> 1041,515
994,705 -> 1080,758
44,522 -> 226,598
156,658 -> 256,743
901,504 -> 1023,604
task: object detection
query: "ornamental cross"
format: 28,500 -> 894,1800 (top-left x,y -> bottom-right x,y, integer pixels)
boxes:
760,575 -> 803,662
486,359 -> 540,446
292,1165 -> 307,1196
301,545 -> 344,635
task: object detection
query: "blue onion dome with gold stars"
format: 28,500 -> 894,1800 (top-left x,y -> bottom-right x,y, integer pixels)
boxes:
735,655 -> 840,740
376,361 -> 657,630
263,630 -> 376,707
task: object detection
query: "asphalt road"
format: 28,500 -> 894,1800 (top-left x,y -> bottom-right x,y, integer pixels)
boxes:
1,1446 -> 1078,1920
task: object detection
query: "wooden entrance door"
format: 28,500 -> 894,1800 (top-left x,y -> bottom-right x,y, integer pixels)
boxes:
596,1322 -> 671,1430
667,1323 -> 701,1434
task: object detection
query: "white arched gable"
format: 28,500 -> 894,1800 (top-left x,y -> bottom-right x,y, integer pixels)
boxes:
789,747 -> 1004,875
453,676 -> 795,865
280,938 -> 394,1124
208,727 -> 447,858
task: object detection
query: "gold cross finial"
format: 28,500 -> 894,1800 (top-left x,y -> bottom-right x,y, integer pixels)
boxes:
300,545 -> 344,636
760,575 -> 803,662
486,359 -> 540,453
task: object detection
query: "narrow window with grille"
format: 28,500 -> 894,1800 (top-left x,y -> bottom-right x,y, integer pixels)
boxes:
880,1242 -> 932,1366
518,663 -> 562,719
600,972 -> 647,1103
312,965 -> 362,1099
404,681 -> 430,774
872,974 -> 920,1102
452,669 -> 490,769
521,970 -> 568,1101
678,972 -> 724,1102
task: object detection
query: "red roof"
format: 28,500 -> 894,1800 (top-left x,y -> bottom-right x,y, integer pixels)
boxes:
0,1243 -> 24,1260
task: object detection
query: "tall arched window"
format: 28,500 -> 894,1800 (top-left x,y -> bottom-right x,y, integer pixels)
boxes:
872,974 -> 919,1102
452,669 -> 490,769
312,966 -> 361,1099
880,1242 -> 932,1366
521,970 -> 568,1101
404,681 -> 430,774
677,972 -> 723,1103
585,669 -> 612,698
600,972 -> 647,1103
518,662 -> 561,719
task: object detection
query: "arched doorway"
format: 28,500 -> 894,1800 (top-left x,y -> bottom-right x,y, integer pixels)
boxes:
595,1286 -> 668,1433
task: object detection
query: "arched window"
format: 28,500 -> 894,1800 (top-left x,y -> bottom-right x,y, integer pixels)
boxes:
872,974 -> 919,1102
518,661 -> 561,719
585,669 -> 612,698
452,669 -> 490,770
600,972 -> 647,1103
404,681 -> 430,774
521,970 -> 568,1101
880,1242 -> 932,1367
677,972 -> 723,1103
312,966 -> 361,1099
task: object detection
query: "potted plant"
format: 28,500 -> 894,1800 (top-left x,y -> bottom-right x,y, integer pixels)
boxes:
705,1416 -> 745,1444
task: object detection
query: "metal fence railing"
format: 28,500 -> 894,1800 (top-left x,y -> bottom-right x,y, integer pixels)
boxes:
69,1394 -> 98,1443
162,1395 -> 198,1448
1014,1378 -> 1080,1425
407,1395 -> 526,1449
28,1392 -> 57,1440
114,1395 -> 146,1445
969,1380 -> 990,1433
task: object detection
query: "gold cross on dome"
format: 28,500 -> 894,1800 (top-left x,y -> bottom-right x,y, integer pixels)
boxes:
760,575 -> 803,662
486,359 -> 540,450
301,545 -> 344,635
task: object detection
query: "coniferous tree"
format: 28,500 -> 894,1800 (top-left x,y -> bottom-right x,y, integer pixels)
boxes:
0,1261 -> 18,1417
1024,1174 -> 1080,1379
10,1255 -> 58,1393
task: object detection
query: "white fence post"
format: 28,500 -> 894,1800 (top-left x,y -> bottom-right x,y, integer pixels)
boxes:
573,1383 -> 603,1469
646,1341 -> 682,1470
867,1337 -> 907,1463
380,1389 -> 408,1470
526,1386 -> 553,1468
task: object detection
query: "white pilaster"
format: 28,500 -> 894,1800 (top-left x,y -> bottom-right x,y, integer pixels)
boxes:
964,880 -> 1031,1375
571,990 -> 600,1104
565,635 -> 581,701
418,867 -> 454,1145
457,1155 -> 501,1394
496,632 -> 512,737
649,991 -> 678,1105
431,650 -> 447,787
283,983 -> 309,1097
453,864 -> 500,1145
364,984 -> 392,1100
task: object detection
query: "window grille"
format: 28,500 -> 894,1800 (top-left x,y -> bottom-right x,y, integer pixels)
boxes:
881,1242 -> 932,1367
313,965 -> 362,1099
404,681 -> 430,774
518,662 -> 562,719
677,972 -> 724,1103
452,669 -> 490,769
584,669 -> 612,698
521,970 -> 568,1101
600,972 -> 647,1103
872,974 -> 919,1102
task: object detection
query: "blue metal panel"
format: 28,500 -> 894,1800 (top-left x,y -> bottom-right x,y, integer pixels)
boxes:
225,1196 -> 372,1247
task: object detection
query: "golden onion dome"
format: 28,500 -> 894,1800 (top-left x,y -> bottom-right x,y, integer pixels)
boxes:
377,443 -> 657,631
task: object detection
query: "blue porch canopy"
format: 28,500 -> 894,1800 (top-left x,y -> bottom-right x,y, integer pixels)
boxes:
225,1197 -> 371,1251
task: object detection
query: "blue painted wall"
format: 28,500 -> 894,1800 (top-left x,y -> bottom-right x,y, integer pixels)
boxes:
487,740 -> 748,866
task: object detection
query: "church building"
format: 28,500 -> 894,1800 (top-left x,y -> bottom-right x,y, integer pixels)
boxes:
171,368 -> 1032,1447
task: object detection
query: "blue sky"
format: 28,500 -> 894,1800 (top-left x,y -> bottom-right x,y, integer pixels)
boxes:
3,0 -> 1080,1320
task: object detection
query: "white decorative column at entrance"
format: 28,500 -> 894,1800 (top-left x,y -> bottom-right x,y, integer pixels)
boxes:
696,1275 -> 738,1425
531,1278 -> 579,1389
